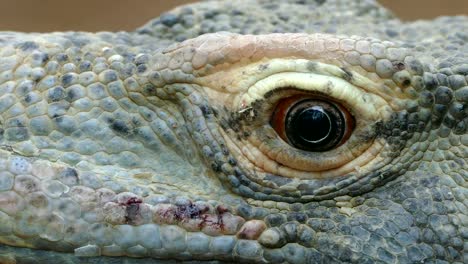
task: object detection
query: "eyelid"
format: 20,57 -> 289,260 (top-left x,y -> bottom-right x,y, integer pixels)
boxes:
232,59 -> 383,103
196,58 -> 409,115
241,71 -> 392,124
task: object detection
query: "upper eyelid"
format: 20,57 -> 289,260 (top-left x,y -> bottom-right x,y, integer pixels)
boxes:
239,72 -> 390,122
194,54 -> 417,120
197,58 -> 398,107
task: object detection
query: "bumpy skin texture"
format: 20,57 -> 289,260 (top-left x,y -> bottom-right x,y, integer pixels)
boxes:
0,0 -> 467,263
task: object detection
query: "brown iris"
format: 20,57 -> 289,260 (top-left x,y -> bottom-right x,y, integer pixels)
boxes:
271,95 -> 355,152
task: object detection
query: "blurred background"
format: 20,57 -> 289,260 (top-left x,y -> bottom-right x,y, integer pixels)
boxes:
0,0 -> 466,32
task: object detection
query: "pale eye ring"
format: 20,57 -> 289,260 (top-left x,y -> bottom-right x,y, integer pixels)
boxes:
271,95 -> 355,152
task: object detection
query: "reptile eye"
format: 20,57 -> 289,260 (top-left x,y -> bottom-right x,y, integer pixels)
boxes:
210,58 -> 393,201
271,96 -> 354,151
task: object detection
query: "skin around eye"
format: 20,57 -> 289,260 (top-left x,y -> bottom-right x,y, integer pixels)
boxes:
225,68 -> 392,177
271,95 -> 355,152
195,52 -> 417,200
200,59 -> 397,182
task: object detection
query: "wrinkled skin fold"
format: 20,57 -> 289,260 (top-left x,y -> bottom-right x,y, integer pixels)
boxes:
0,0 -> 467,263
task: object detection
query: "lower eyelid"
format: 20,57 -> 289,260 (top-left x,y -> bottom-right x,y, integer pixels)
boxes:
242,127 -> 387,178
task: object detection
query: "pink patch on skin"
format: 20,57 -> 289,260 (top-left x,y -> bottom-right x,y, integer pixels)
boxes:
236,220 -> 267,240
102,192 -> 246,234
151,201 -> 245,235
153,204 -> 178,224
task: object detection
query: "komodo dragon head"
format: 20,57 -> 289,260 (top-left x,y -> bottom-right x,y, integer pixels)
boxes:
0,0 -> 466,263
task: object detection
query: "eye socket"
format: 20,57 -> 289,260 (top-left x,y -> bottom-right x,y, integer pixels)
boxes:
271,95 -> 355,152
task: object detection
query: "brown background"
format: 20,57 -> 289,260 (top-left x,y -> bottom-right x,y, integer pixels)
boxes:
0,0 -> 466,32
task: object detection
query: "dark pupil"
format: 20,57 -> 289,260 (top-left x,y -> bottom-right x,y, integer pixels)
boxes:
293,107 -> 331,143
286,100 -> 344,151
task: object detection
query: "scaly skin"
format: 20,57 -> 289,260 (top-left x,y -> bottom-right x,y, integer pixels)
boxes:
0,0 -> 467,263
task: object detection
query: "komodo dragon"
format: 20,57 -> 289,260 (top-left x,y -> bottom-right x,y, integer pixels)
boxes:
0,0 -> 466,263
